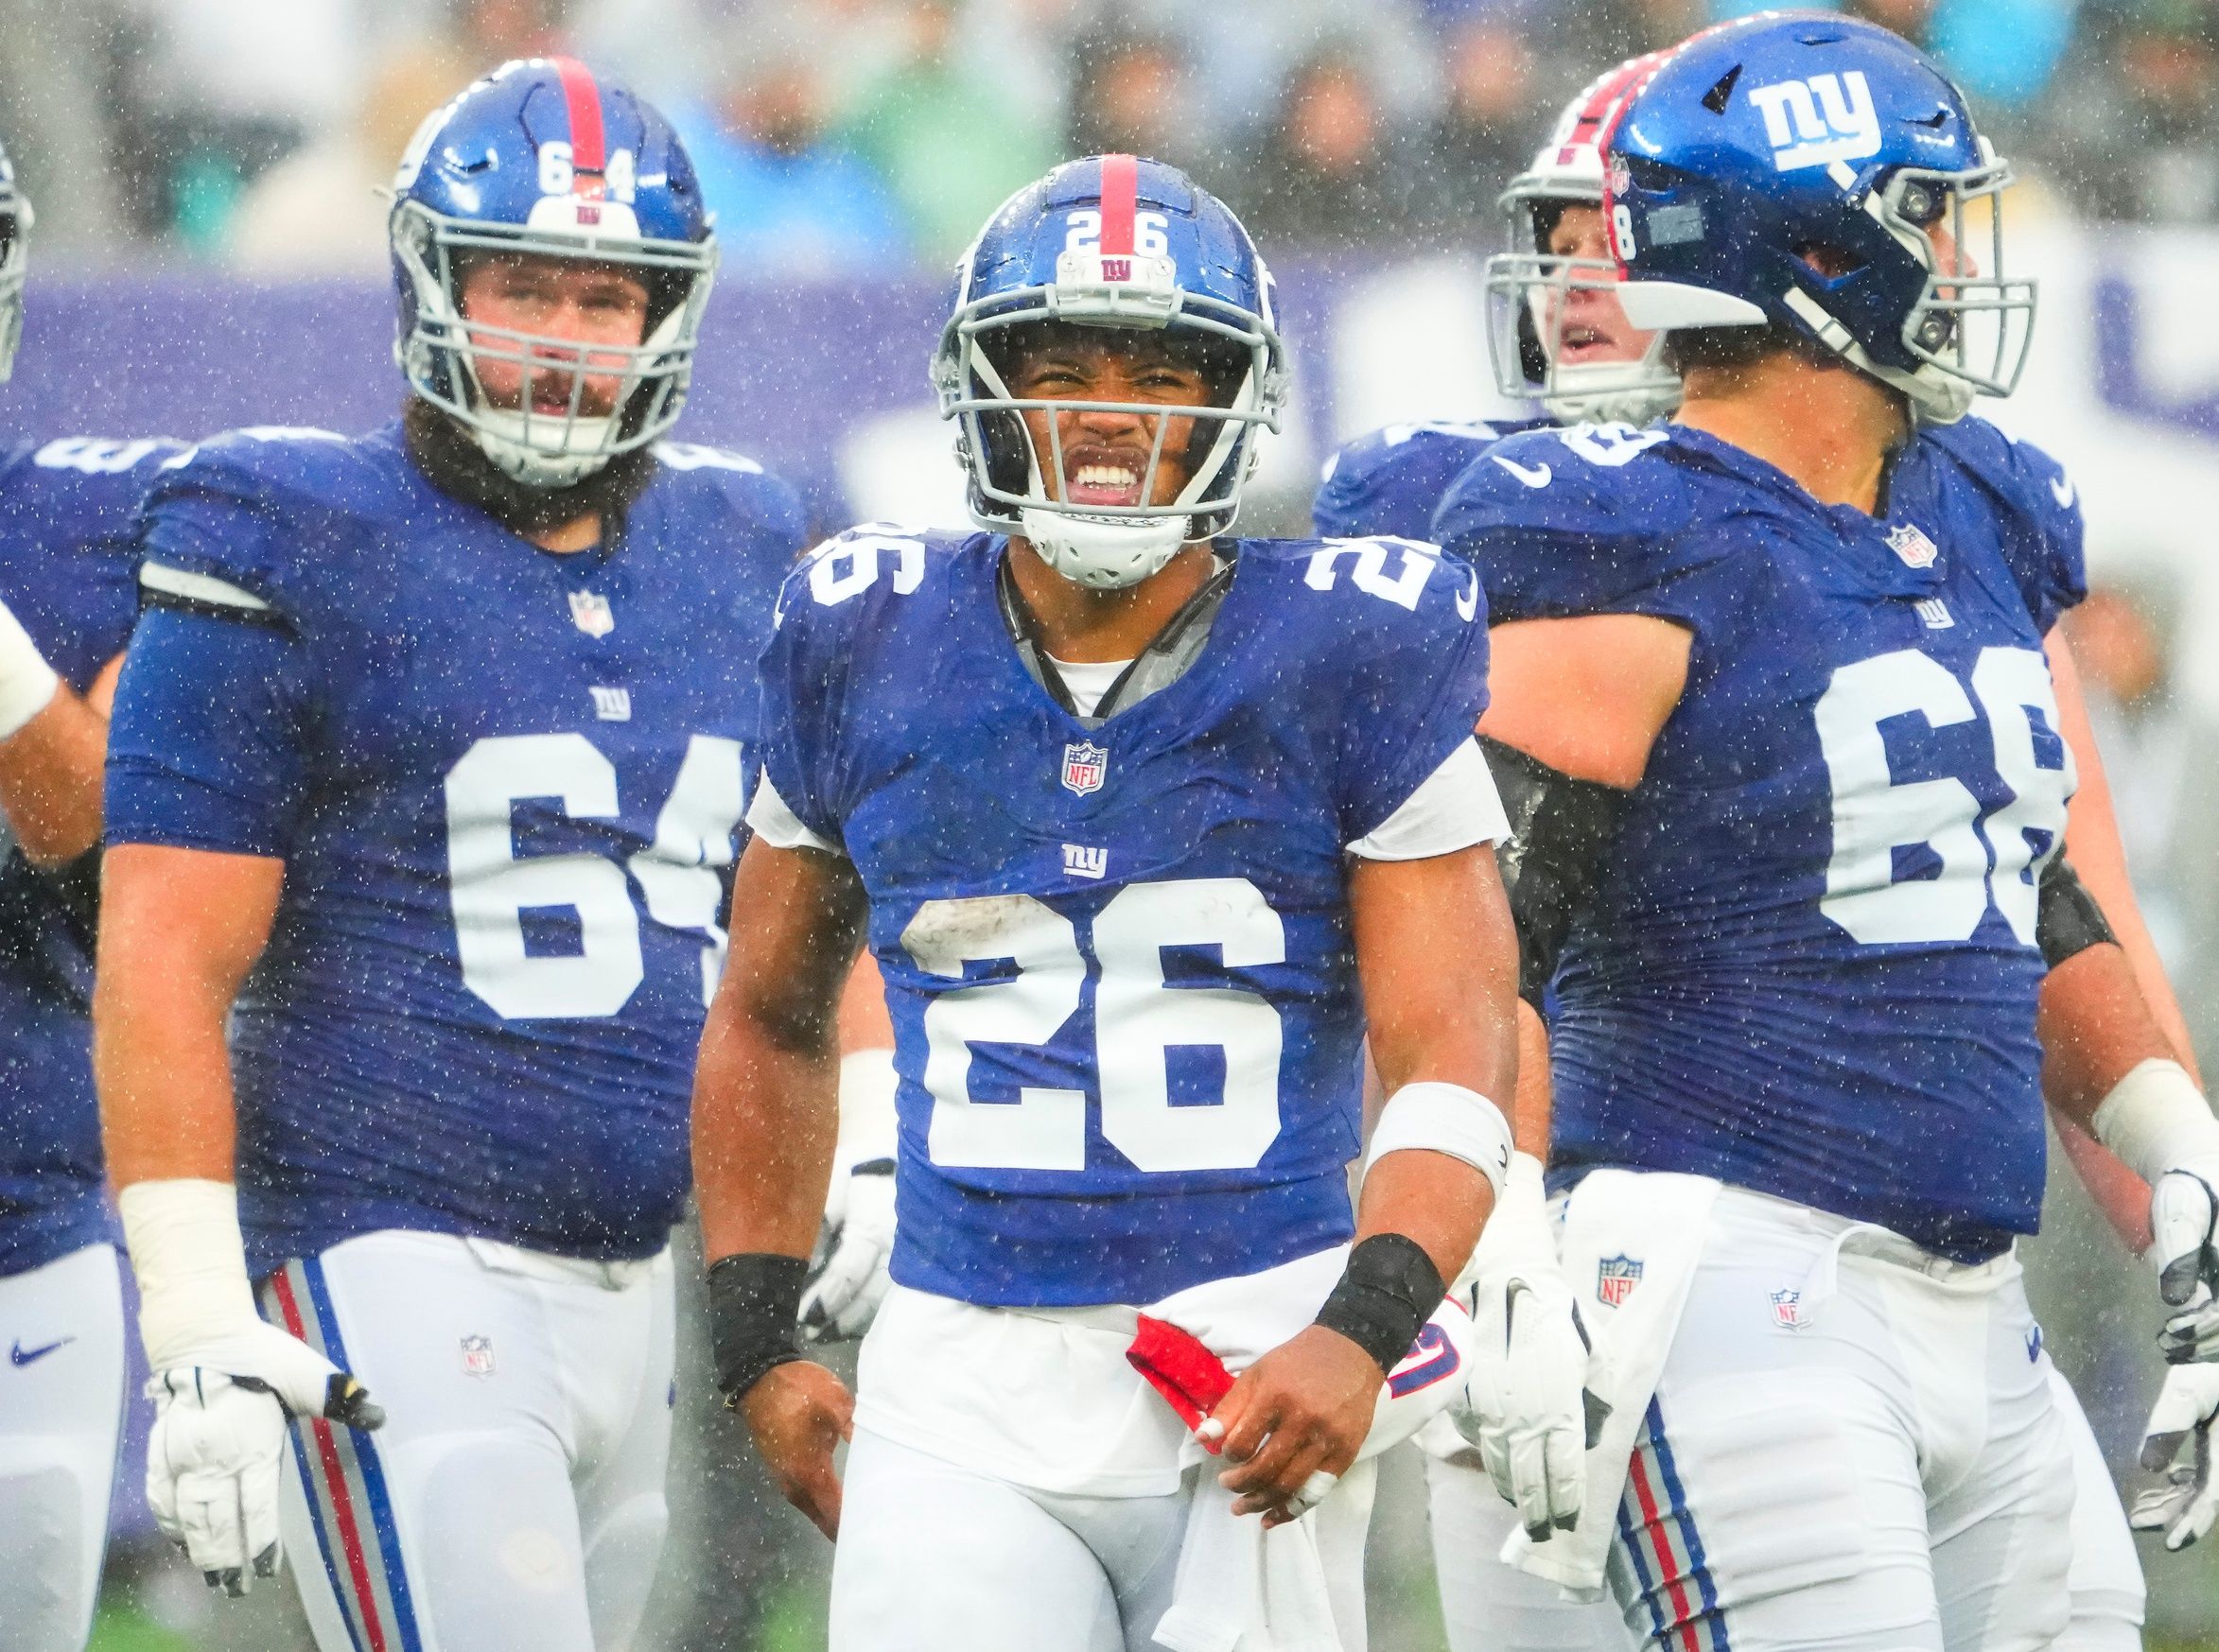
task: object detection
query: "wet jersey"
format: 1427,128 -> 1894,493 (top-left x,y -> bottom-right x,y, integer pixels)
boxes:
754,528 -> 1490,1305
1434,417 -> 2083,1261
105,424 -> 805,1274
1311,418 -> 1550,544
0,436 -> 185,1277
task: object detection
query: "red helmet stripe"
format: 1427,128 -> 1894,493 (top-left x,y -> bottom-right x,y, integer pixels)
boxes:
1098,153 -> 1139,255
550,56 -> 607,192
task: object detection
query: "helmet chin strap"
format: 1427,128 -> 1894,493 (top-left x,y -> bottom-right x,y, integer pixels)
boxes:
1780,287 -> 1974,426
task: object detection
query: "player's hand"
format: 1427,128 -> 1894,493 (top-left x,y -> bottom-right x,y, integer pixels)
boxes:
146,1319 -> 383,1595
1454,1151 -> 1608,1542
2151,1169 -> 2219,1313
739,1359 -> 853,1540
1206,1323 -> 1381,1527
1460,1272 -> 1600,1541
799,1160 -> 896,1345
2133,1362 -> 2219,1551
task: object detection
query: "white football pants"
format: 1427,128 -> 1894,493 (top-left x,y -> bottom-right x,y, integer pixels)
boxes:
0,1241 -> 124,1652
1596,1190 -> 2077,1652
256,1231 -> 675,1652
1427,1366 -> 2140,1652
830,1427 -> 1377,1652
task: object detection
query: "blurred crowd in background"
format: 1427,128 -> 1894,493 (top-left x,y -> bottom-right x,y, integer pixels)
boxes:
0,0 -> 2215,275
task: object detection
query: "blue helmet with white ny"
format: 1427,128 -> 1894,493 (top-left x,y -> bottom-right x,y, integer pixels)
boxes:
0,136 -> 31,383
389,57 -> 715,486
1604,14 -> 2034,423
933,154 -> 1288,589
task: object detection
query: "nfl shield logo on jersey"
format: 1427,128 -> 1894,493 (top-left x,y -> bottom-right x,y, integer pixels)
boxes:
1596,1254 -> 1643,1307
461,1333 -> 496,1378
1770,1288 -> 1805,1330
1061,740 -> 1109,797
1884,523 -> 1939,569
568,589 -> 616,637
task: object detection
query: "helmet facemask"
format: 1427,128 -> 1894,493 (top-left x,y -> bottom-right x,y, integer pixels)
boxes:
392,198 -> 716,487
0,186 -> 32,385
1484,184 -> 1680,426
935,252 -> 1287,590
1879,156 -> 2035,414
1773,153 -> 2035,425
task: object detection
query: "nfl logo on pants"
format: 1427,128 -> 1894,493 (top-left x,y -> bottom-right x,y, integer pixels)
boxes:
1597,1254 -> 1643,1308
1062,741 -> 1108,797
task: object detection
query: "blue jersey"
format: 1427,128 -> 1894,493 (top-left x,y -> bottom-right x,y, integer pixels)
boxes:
106,425 -> 805,1274
756,528 -> 1488,1305
1434,417 -> 2083,1260
0,436 -> 186,1278
1311,418 -> 1550,544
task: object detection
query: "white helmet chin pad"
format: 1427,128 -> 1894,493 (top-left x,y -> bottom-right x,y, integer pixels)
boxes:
1020,507 -> 1190,590
467,407 -> 617,485
1540,356 -> 1681,426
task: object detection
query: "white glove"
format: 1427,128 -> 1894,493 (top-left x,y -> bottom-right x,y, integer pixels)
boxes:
799,1160 -> 895,1344
797,1048 -> 900,1345
2088,1060 -> 2219,1361
1454,1153 -> 1608,1541
2132,1363 -> 2219,1551
0,590 -> 58,743
124,1181 -> 383,1595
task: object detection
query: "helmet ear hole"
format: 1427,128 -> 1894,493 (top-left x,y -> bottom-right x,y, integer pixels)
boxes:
1794,243 -> 1865,280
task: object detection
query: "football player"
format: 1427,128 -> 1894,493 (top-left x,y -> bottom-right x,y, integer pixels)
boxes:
1318,44 -> 2177,1652
0,139 -> 188,1652
690,155 -> 1597,1651
1424,16 -> 2219,1650
93,59 -> 806,1652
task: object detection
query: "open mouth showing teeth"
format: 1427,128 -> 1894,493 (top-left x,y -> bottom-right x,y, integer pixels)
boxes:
1065,459 -> 1145,507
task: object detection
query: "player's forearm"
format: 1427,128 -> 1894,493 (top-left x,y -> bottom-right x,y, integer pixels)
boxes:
95,965 -> 242,1185
2038,942 -> 2181,1134
2048,630 -> 2202,1083
1511,1000 -> 1552,1159
691,1004 -> 841,1264
1354,1148 -> 1492,1293
2053,1107 -> 2155,1255
0,684 -> 109,864
94,843 -> 282,1185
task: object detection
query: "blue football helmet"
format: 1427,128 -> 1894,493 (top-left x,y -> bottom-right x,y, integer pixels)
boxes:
1604,14 -> 2035,423
0,138 -> 31,384
389,57 -> 716,486
932,155 -> 1288,589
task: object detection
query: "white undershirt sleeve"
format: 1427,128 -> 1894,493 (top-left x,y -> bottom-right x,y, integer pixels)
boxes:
1346,738 -> 1510,861
744,774 -> 845,856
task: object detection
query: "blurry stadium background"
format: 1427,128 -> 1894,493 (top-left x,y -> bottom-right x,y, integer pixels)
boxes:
1,0 -> 2215,1646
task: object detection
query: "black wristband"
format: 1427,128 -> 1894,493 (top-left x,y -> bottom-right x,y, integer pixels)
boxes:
1315,1233 -> 1445,1376
707,1253 -> 808,1406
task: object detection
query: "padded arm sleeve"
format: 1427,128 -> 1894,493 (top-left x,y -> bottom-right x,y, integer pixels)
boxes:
1480,735 -> 1632,1009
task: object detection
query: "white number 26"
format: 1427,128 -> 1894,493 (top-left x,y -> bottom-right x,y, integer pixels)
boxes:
902,878 -> 1286,1174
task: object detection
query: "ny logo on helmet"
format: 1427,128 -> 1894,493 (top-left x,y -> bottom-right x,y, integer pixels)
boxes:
1747,72 -> 1879,173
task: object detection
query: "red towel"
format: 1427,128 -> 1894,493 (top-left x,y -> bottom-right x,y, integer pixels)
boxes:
1127,1313 -> 1235,1449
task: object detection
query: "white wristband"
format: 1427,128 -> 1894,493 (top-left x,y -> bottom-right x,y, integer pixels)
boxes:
837,1048 -> 900,1167
2090,1059 -> 2219,1190
118,1178 -> 259,1371
0,594 -> 58,742
1365,1081 -> 1513,1204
